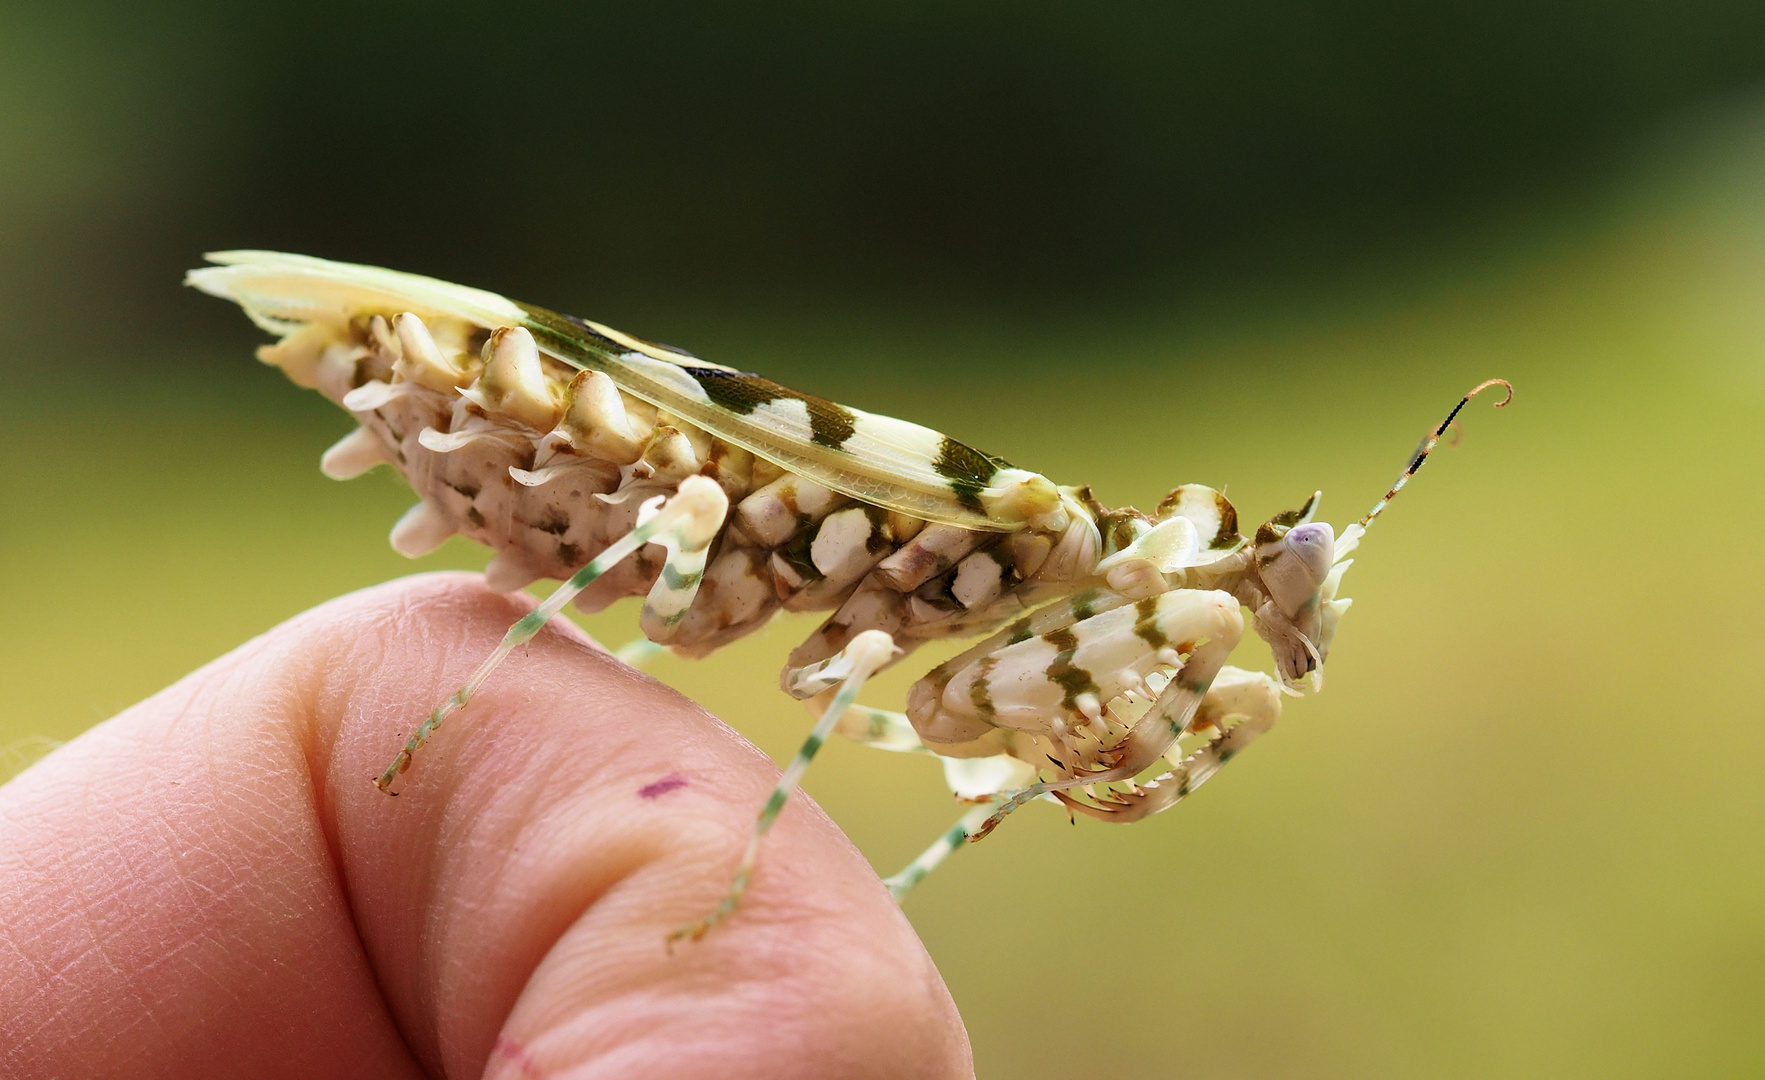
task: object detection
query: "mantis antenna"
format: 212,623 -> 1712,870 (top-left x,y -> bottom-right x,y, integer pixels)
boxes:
1359,378 -> 1512,528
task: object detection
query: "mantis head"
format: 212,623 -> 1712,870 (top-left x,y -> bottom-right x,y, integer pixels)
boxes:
1248,494 -> 1358,684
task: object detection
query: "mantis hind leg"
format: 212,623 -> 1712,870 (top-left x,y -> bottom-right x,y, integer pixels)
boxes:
800,698 -> 1035,901
375,476 -> 728,793
668,630 -> 899,944
801,694 -> 928,755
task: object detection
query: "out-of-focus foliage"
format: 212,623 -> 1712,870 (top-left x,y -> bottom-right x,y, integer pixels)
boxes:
4,4 -> 1765,1076
5,0 -> 1765,344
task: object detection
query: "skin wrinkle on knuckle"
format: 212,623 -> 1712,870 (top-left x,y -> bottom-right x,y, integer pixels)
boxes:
289,576 -> 735,1070
284,582 -> 505,1070
0,616 -> 430,1078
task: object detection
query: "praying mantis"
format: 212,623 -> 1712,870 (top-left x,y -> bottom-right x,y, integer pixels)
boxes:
188,251 -> 1509,942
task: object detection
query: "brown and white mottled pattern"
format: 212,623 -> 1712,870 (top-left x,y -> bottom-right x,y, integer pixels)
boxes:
190,253 -> 1430,868
290,310 -> 1113,662
185,254 -> 1525,938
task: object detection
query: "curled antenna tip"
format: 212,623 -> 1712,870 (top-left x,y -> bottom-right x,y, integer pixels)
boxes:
1468,378 -> 1514,408
1357,378 -> 1515,528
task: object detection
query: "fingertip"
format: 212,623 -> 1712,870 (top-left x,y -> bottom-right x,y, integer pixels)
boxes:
294,574 -> 971,1078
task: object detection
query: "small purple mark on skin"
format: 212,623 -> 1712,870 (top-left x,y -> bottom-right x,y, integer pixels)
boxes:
638,773 -> 689,799
492,1036 -> 548,1080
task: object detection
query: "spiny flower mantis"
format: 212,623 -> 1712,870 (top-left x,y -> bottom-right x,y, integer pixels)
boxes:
188,252 -> 1509,941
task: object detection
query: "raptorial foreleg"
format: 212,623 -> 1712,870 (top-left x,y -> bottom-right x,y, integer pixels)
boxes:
969,590 -> 1244,840
669,630 -> 899,943
1058,666 -> 1282,824
375,476 -> 728,792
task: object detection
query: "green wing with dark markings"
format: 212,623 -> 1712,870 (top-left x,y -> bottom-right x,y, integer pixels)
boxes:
190,251 -> 1036,530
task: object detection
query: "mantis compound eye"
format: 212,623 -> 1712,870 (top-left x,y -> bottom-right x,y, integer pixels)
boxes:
1260,521 -> 1336,620
1283,522 -> 1335,583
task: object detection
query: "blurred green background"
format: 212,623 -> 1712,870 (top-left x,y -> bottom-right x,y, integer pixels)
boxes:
5,2 -> 1765,1076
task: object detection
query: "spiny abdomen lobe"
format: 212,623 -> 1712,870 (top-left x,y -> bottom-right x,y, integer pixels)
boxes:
279,311 -> 1096,663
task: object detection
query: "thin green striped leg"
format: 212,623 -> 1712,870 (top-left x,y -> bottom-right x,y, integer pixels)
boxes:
812,699 -> 1016,898
806,696 -> 928,755
636,486 -> 722,638
882,803 -> 995,900
669,630 -> 899,944
375,477 -> 728,793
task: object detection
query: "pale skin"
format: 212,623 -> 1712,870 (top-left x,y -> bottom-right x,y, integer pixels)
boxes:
0,574 -> 972,1080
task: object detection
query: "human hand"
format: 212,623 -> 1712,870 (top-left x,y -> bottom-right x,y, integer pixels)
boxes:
0,574 -> 972,1079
